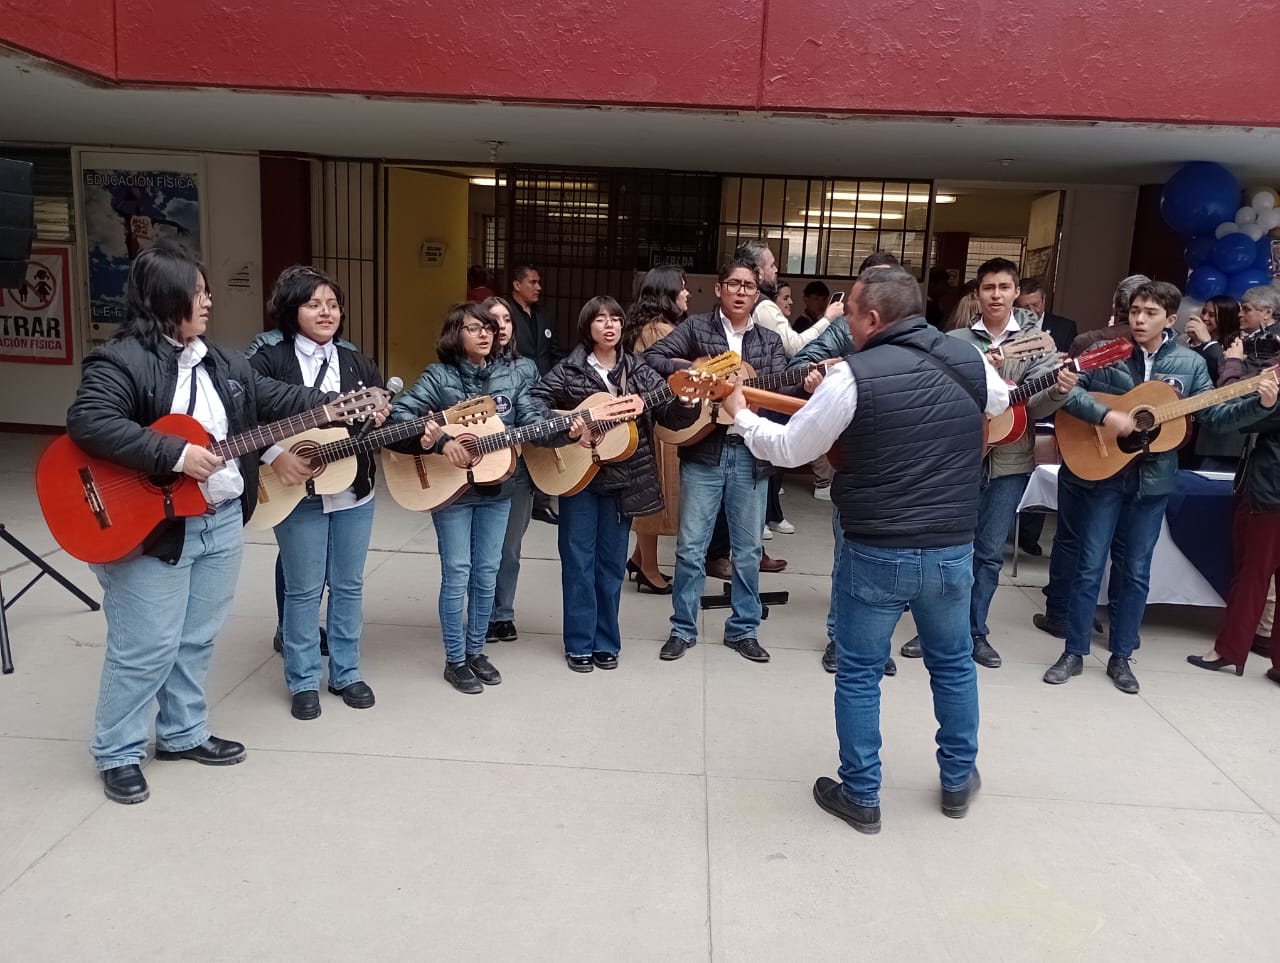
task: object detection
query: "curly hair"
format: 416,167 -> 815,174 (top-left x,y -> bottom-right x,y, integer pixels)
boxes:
623,265 -> 686,350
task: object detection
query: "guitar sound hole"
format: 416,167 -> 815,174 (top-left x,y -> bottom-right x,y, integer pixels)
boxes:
1117,424 -> 1160,454
143,472 -> 182,492
1132,408 -> 1156,432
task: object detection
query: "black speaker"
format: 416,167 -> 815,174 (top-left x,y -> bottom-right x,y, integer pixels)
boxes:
0,158 -> 36,289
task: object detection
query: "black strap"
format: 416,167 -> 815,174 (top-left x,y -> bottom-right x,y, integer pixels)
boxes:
310,352 -> 332,389
895,344 -> 984,412
185,364 -> 199,416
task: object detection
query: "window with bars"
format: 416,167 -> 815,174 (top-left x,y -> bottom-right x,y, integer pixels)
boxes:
310,159 -> 379,362
0,146 -> 75,241
718,176 -> 933,279
482,214 -> 505,274
963,236 -> 1025,279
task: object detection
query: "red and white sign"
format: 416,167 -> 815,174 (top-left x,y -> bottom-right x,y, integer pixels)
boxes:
0,245 -> 74,365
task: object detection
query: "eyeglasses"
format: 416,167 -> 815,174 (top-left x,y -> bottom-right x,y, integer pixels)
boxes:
720,279 -> 759,294
461,323 -> 495,335
195,290 -> 213,304
593,316 -> 624,326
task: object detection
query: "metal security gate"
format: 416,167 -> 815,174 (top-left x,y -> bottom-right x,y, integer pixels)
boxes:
310,159 -> 381,366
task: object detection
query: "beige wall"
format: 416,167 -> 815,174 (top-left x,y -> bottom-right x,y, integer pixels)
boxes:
1054,187 -> 1140,329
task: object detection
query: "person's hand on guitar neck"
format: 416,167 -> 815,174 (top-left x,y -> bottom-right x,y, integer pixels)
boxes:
804,362 -> 836,394
1052,367 -> 1080,399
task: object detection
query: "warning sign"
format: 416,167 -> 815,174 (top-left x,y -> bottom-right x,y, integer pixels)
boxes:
0,246 -> 74,365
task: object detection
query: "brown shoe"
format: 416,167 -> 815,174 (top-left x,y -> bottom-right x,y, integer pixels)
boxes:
705,556 -> 733,581
759,552 -> 788,573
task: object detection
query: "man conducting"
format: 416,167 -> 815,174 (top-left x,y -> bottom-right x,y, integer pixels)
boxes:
722,266 -> 1009,834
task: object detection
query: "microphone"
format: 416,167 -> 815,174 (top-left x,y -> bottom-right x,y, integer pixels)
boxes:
356,376 -> 403,438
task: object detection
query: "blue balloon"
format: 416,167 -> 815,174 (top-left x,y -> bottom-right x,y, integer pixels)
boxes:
1186,266 -> 1227,302
1256,237 -> 1275,271
1160,162 -> 1241,235
1212,232 -> 1257,274
1184,234 -> 1215,268
1226,267 -> 1274,300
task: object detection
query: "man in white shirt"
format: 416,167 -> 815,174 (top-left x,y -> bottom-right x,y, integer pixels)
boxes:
723,266 -> 1010,833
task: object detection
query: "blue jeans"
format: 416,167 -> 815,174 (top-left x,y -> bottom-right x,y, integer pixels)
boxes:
1043,500 -> 1125,626
492,465 -> 533,623
826,504 -> 840,644
671,441 -> 767,643
1059,470 -> 1166,659
433,498 -> 511,663
833,538 -> 979,807
274,495 -> 374,694
88,502 -> 243,770
558,487 -> 632,656
970,472 -> 1029,638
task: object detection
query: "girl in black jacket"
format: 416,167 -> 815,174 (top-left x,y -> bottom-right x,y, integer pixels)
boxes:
249,267 -> 385,721
531,296 -> 698,672
65,248 -> 335,805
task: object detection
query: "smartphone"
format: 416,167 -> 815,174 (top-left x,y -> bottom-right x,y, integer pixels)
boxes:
829,291 -> 845,305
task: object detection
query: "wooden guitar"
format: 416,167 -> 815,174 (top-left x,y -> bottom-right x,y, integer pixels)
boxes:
983,329 -> 1058,370
985,338 -> 1133,450
247,396 -> 497,530
524,352 -> 741,496
1056,366 -> 1280,480
383,394 -> 646,512
36,388 -> 387,563
655,356 -> 838,446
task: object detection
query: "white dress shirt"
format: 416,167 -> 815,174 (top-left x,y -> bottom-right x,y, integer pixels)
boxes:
587,350 -> 620,396
719,308 -> 755,437
169,336 -> 244,505
733,345 -> 1011,468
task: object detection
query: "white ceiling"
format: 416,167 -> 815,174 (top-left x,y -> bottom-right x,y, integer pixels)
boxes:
3,48 -> 1280,186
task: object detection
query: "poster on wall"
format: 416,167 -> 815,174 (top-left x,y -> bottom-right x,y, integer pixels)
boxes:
81,168 -> 202,328
0,245 -> 74,364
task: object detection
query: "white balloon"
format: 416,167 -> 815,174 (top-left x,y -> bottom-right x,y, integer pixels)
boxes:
1253,191 -> 1277,210
1215,221 -> 1241,239
1261,210 -> 1280,230
1243,223 -> 1265,241
1237,205 -> 1259,225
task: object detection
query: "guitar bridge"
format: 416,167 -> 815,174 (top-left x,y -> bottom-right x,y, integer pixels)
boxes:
414,455 -> 432,491
78,467 -> 112,530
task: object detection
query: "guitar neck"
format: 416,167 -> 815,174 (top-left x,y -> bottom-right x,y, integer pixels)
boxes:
312,412 -> 447,464
1152,370 -> 1275,423
1009,363 -> 1065,406
745,360 -> 833,393
208,405 -> 336,460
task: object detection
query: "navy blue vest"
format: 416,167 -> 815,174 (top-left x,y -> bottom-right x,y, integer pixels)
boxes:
833,317 -> 987,548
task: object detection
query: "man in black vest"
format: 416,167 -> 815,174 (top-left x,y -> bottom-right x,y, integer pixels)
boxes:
723,266 -> 1010,833
509,262 -> 564,522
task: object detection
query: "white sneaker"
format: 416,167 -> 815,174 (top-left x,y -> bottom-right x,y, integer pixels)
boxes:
814,486 -> 832,501
762,526 -> 773,540
767,519 -> 795,534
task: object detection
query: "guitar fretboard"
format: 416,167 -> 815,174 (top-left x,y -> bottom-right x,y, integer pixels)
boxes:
741,359 -> 837,393
208,405 -> 340,460
1152,370 -> 1277,423
311,411 -> 448,464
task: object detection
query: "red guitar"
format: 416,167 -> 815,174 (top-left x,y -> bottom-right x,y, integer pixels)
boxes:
985,337 -> 1133,449
37,388 -> 386,564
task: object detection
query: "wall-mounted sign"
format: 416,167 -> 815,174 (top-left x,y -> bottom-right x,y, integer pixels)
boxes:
0,244 -> 74,364
421,240 -> 448,266
82,168 -> 202,328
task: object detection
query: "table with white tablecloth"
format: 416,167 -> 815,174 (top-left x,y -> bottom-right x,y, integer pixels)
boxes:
1014,464 -> 1234,607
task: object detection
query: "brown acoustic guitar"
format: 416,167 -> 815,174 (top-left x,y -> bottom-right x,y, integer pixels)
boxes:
524,352 -> 741,495
247,396 -> 497,530
383,394 -> 645,512
1056,365 -> 1279,480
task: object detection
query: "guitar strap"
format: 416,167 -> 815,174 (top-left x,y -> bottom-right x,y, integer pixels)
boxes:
895,345 -> 985,412
185,367 -> 199,416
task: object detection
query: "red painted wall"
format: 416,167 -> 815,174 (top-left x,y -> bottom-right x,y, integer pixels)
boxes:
4,0 -> 1278,126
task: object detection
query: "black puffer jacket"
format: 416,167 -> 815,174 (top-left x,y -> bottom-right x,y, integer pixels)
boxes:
66,335 -> 330,563
531,345 -> 699,517
249,338 -> 385,500
641,310 -> 786,480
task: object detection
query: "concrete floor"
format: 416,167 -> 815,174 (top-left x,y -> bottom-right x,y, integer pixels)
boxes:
1,431 -> 1276,962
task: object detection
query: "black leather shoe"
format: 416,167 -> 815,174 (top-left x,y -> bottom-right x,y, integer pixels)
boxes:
941,770 -> 981,819
971,635 -> 1002,668
1032,613 -> 1067,639
1107,655 -> 1140,694
467,653 -> 502,685
1018,539 -> 1043,557
1252,635 -> 1272,657
486,620 -> 518,643
289,690 -> 321,720
660,635 -> 694,661
274,627 -> 329,656
883,656 -> 897,677
725,638 -> 770,663
531,506 -> 559,525
900,635 -> 922,658
822,642 -> 836,673
102,764 -> 149,804
444,661 -> 484,694
155,735 -> 247,765
1043,652 -> 1084,685
592,652 -> 618,670
328,680 -> 375,708
566,654 -> 594,672
812,777 -> 881,834
1266,667 -> 1280,686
